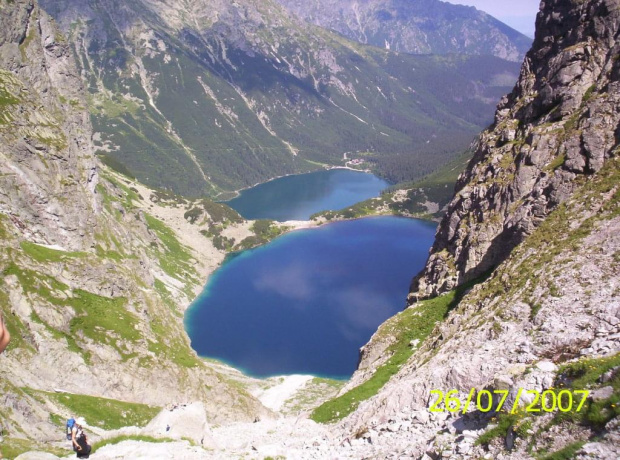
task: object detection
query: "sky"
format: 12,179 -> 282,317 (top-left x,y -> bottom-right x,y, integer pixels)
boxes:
444,0 -> 541,38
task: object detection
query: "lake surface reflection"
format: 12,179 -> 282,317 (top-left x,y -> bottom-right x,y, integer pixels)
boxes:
225,169 -> 389,221
185,217 -> 435,378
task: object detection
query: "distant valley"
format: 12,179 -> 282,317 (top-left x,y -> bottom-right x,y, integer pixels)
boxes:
40,0 -> 519,197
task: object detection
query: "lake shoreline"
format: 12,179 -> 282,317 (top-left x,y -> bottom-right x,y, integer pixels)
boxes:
217,165 -> 376,202
186,216 -> 437,378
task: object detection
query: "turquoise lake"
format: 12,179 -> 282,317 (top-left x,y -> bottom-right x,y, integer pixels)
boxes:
225,169 -> 390,221
185,217 -> 436,378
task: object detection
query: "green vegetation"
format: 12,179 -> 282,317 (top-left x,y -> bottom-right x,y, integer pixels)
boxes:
552,354 -> 620,429
3,263 -> 140,361
0,437 -> 68,459
311,283 -> 472,423
0,73 -> 21,106
313,152 -> 470,222
23,390 -> 161,430
0,285 -> 33,352
188,199 -> 244,225
18,8 -> 37,60
236,220 -> 287,250
468,156 -> 620,311
475,412 -> 528,446
91,435 -> 175,453
95,244 -> 124,262
68,289 -> 140,360
148,318 -> 202,368
186,198 -> 244,251
540,441 -> 586,460
546,152 -> 566,171
0,69 -> 23,124
474,353 -> 620,454
153,279 -> 180,315
144,213 -> 198,287
69,1 -> 517,198
20,241 -> 86,263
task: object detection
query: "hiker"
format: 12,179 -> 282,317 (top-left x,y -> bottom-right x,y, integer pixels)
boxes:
0,313 -> 10,354
71,417 -> 91,459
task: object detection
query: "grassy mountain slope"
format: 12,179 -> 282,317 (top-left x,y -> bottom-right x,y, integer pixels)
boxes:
40,0 -> 519,197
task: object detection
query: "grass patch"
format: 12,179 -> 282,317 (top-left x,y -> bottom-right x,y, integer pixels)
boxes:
540,441 -> 586,460
20,241 -> 86,263
4,262 -> 142,360
91,435 -> 175,453
148,318 -> 202,368
144,213 -> 197,285
546,152 -> 566,171
0,437 -> 69,459
67,289 -> 141,359
95,244 -> 124,262
552,353 -> 620,429
153,279 -> 180,314
25,389 -> 161,431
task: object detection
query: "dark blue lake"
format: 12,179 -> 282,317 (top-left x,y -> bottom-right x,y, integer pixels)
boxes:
185,217 -> 436,378
225,169 -> 389,221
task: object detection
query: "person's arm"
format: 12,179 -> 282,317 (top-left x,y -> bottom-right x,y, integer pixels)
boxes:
71,427 -> 81,450
0,313 -> 10,354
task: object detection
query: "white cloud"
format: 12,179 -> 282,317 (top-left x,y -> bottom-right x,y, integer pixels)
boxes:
253,263 -> 314,302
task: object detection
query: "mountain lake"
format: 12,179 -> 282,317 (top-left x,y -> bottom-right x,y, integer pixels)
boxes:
224,168 -> 389,221
186,170 -> 436,378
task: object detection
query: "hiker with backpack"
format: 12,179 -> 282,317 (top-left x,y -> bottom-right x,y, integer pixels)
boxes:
68,417 -> 91,458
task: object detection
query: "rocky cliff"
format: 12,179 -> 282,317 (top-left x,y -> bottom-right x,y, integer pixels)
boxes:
409,0 -> 620,302
0,0 -> 266,453
276,0 -> 532,61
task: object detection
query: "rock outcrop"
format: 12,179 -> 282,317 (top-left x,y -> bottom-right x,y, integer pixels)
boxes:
0,0 -> 98,251
409,0 -> 620,302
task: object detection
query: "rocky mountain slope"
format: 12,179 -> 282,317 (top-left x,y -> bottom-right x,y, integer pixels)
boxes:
310,0 -> 619,458
4,0 -> 619,459
409,0 -> 620,302
38,0 -> 519,197
276,0 -> 532,61
0,0 -> 268,455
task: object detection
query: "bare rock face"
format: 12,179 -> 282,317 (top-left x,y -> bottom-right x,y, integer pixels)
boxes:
0,0 -> 98,251
409,0 -> 620,303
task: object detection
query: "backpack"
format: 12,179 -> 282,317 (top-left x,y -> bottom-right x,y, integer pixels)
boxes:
66,418 -> 75,440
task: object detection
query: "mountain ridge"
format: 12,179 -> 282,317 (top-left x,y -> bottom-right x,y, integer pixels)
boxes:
39,0 -> 519,197
276,0 -> 533,61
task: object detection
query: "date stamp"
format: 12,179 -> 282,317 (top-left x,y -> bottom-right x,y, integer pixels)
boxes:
429,389 -> 590,414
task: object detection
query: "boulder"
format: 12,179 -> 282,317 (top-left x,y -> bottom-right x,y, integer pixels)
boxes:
143,402 -> 217,448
